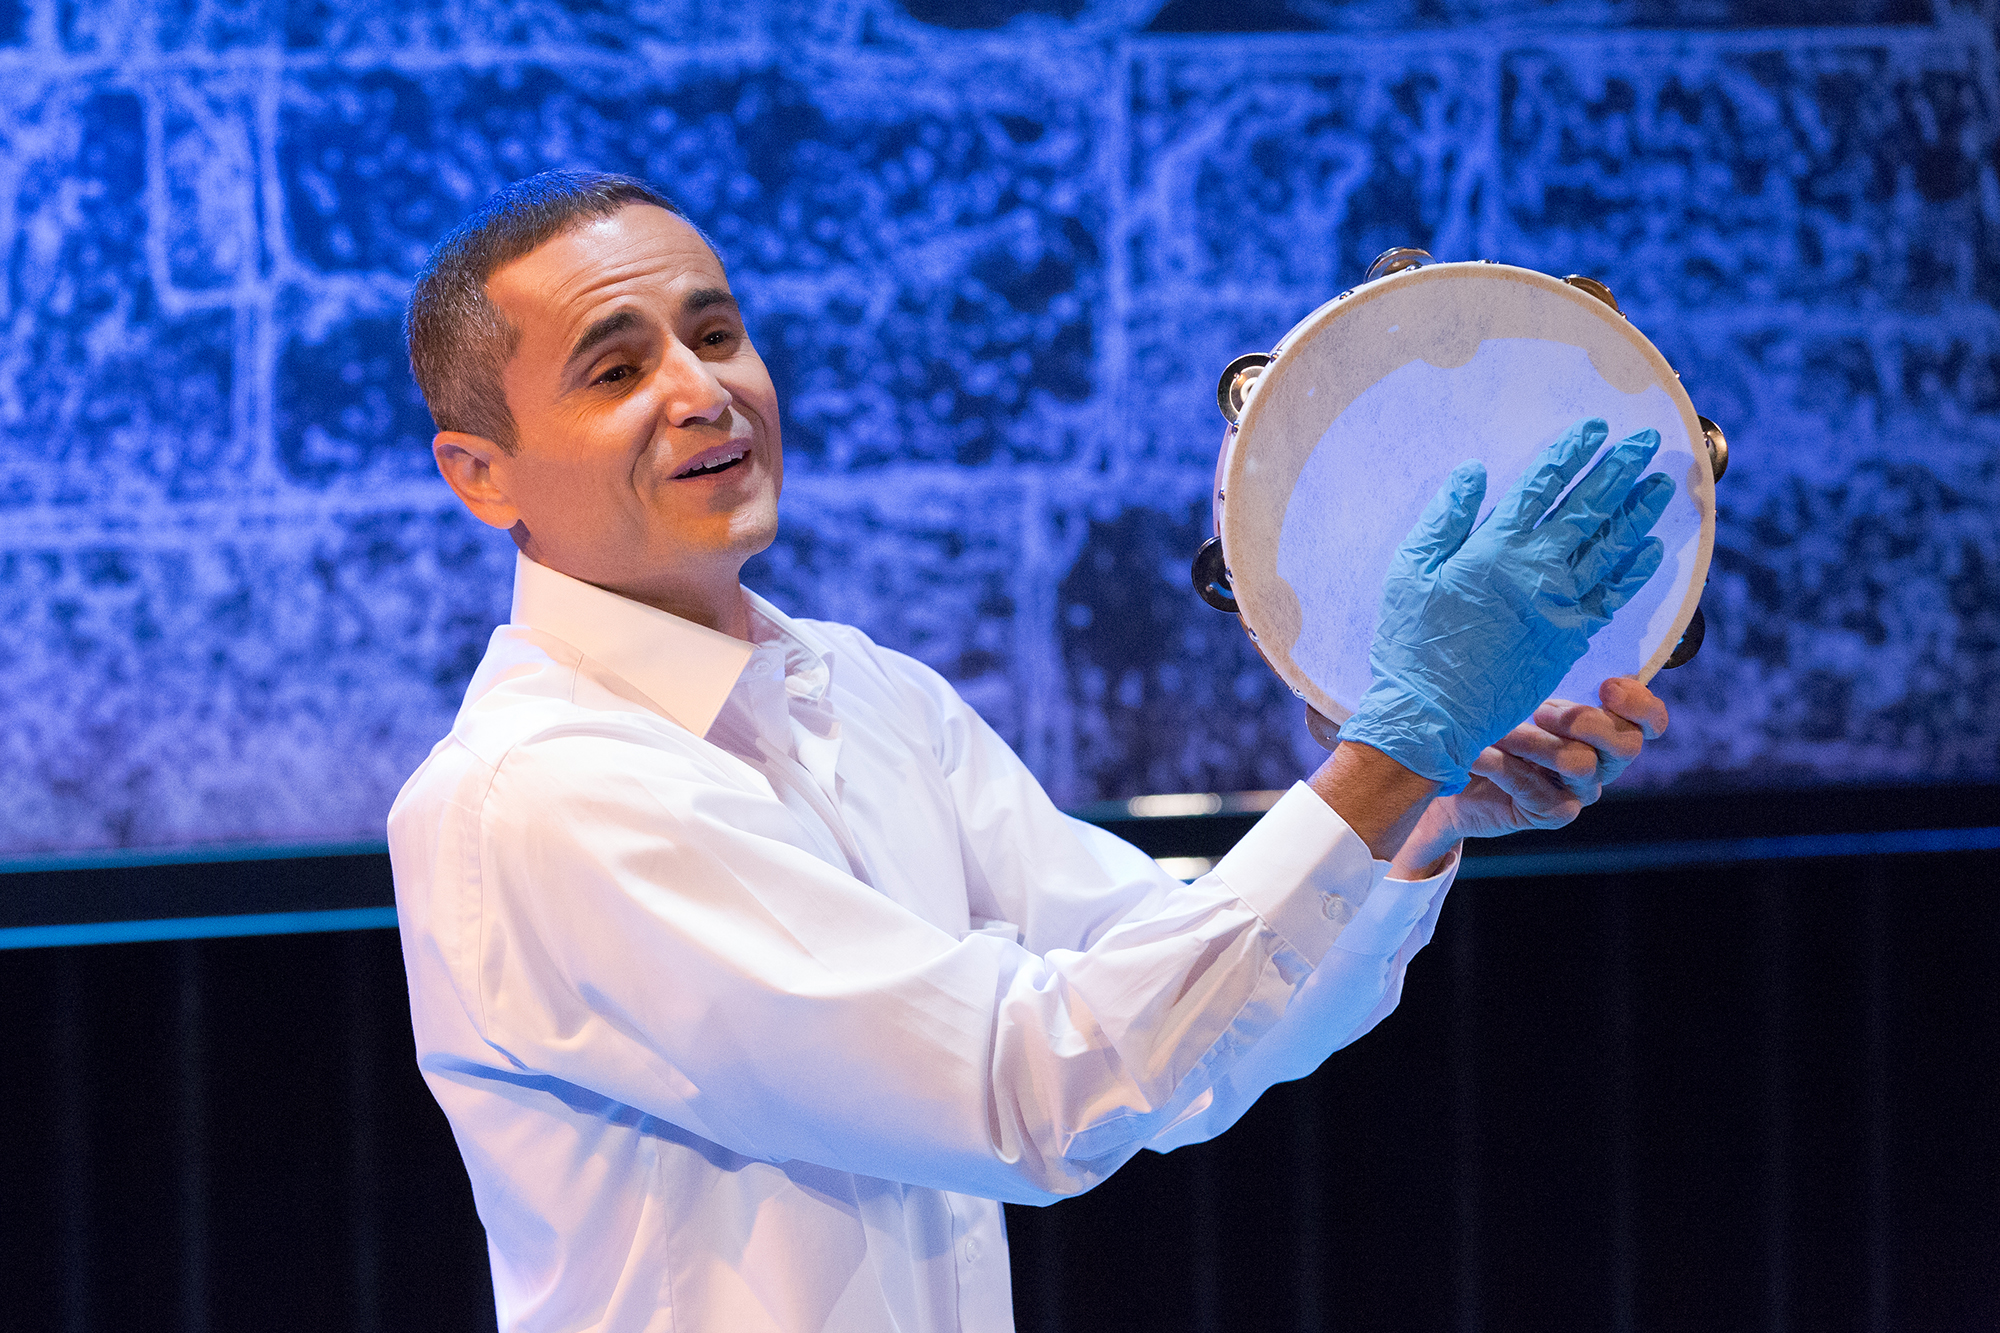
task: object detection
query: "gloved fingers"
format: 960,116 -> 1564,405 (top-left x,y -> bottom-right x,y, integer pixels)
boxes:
1393,460 -> 1487,576
1541,429 -> 1662,549
1568,471 -> 1675,590
1579,535 -> 1665,622
1487,418 -> 1609,533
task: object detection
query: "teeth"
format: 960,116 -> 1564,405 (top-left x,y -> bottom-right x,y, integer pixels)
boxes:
679,448 -> 747,478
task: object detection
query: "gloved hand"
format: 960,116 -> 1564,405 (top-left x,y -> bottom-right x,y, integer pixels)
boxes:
1337,418 -> 1675,794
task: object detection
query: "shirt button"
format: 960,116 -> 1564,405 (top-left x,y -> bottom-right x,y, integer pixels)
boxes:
963,1238 -> 981,1264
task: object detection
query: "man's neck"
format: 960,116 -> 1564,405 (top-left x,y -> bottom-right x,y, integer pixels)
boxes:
629,578 -> 752,641
582,567 -> 750,640
515,539 -> 753,641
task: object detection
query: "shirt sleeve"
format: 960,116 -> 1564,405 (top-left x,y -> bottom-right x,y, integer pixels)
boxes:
1144,850 -> 1459,1153
458,709 -> 1451,1210
889,646 -> 1460,1157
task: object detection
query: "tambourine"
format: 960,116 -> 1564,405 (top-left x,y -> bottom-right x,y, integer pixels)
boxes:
1191,248 -> 1725,749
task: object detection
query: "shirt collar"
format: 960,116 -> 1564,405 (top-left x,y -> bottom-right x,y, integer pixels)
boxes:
744,604 -> 834,707
510,552 -> 825,738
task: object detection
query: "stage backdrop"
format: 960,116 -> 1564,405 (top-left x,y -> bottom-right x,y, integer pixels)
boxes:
1,0 -> 1996,857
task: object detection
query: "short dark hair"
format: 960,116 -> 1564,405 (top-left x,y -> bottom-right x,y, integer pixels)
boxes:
405,170 -> 686,453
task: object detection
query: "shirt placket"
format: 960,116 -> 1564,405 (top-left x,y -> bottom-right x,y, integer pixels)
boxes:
741,645 -> 874,887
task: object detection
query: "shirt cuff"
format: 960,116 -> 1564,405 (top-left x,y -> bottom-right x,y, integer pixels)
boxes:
1332,844 -> 1459,958
1211,781 -> 1388,967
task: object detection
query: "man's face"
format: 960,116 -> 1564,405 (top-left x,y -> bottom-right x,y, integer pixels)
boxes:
474,204 -> 782,609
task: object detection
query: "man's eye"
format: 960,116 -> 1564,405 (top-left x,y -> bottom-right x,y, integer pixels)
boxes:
702,329 -> 737,348
595,365 -> 634,385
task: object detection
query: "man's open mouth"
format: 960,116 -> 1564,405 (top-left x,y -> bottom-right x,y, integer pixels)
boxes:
673,446 -> 750,480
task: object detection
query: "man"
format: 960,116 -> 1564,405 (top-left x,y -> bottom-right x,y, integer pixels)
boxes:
390,169 -> 1671,1333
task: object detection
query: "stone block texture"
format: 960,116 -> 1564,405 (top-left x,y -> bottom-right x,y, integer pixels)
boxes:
1,0 -> 1995,855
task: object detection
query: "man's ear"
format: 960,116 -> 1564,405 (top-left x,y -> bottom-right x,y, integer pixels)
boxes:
434,431 -> 522,531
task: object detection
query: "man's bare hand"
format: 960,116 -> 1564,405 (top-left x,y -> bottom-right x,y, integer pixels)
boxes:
1387,677 -> 1669,878
1529,675 -> 1668,796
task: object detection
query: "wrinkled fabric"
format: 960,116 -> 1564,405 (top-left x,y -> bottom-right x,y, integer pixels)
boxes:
1340,417 -> 1674,792
389,553 -> 1460,1333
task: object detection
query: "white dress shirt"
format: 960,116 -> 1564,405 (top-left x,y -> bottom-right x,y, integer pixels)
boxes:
388,553 -> 1459,1333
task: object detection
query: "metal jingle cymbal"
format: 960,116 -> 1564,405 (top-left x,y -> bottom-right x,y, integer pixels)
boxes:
1215,352 -> 1272,426
1365,246 -> 1433,283
1190,536 -> 1239,613
1698,415 -> 1729,482
1663,604 -> 1706,669
1563,274 -> 1620,312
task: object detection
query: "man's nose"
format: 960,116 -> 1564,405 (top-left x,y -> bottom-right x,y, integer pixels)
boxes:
658,345 -> 732,427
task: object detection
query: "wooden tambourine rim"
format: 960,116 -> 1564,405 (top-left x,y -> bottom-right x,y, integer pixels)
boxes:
1215,262 -> 1717,725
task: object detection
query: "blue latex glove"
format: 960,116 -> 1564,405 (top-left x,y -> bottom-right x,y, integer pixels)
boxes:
1338,418 -> 1676,794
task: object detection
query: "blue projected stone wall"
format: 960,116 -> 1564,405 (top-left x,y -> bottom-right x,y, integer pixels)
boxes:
0,0 -> 1996,855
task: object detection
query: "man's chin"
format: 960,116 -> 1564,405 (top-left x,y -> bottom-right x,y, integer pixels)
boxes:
652,502 -> 779,570
728,509 -> 781,565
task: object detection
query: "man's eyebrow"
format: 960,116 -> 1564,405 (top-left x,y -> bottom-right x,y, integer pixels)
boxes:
685,287 -> 738,314
564,308 -> 643,371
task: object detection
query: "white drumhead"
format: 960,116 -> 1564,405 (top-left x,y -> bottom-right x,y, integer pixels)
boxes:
1218,262 -> 1715,724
